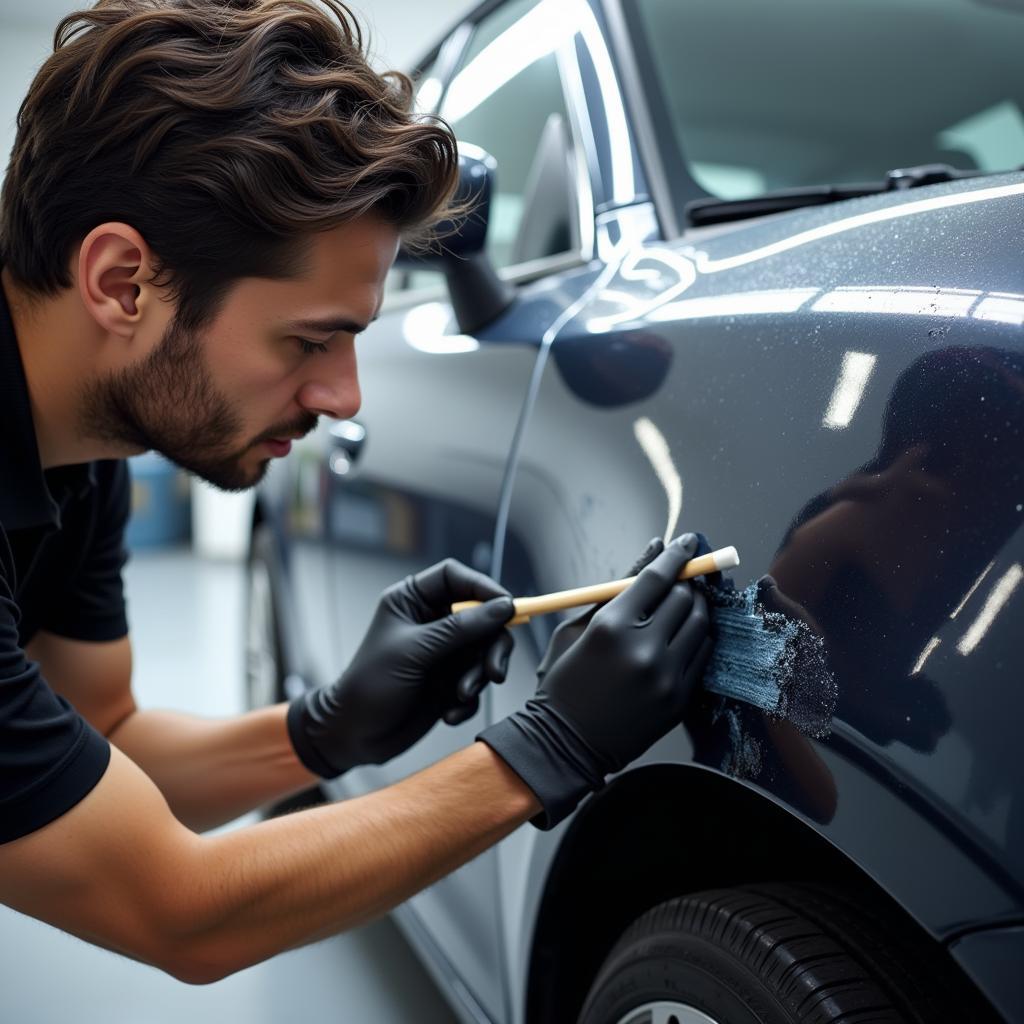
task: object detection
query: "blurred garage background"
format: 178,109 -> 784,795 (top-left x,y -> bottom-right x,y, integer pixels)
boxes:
0,0 -> 472,1020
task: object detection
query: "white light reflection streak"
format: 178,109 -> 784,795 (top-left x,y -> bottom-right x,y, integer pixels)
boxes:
595,205 -> 660,264
956,563 -> 1023,656
646,287 -> 818,323
586,248 -> 697,333
555,41 -> 597,260
633,417 -> 683,542
414,77 -> 443,114
950,561 -> 994,619
576,2 -> 635,204
973,295 -> 1024,326
911,637 -> 941,676
823,351 -> 877,430
813,288 -> 978,318
402,302 -> 479,354
407,335 -> 480,355
443,0 -> 579,123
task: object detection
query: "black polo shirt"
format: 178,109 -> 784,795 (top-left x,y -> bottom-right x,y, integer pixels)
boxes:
1,277 -> 131,845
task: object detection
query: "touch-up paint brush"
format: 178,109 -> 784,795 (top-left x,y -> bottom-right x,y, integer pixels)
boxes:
452,546 -> 740,626
452,546 -> 837,737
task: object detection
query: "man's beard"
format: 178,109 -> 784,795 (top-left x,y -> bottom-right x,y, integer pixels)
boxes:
80,316 -> 315,491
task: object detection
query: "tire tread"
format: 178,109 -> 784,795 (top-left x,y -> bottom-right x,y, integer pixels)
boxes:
579,883 -> 951,1024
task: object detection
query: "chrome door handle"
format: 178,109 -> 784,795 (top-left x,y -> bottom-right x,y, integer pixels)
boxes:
328,419 -> 366,476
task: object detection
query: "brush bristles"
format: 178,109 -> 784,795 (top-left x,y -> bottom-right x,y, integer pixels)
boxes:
703,583 -> 837,738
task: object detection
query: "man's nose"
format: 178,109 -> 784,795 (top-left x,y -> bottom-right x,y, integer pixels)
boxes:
296,348 -> 361,420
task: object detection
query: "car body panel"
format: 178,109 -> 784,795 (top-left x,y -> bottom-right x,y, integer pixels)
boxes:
490,173 -> 1024,1017
950,924 -> 1024,1024
254,0 -> 1024,1017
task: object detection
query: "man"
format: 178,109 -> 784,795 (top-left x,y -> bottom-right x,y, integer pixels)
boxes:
0,0 -> 711,982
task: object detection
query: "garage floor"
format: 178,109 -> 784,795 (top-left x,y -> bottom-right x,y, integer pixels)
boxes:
0,547 -> 457,1024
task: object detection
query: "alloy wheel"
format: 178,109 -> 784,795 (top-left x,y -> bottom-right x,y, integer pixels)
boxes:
615,1004 -> 721,1024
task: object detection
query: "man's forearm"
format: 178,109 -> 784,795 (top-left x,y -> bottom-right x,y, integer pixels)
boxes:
0,741 -> 541,985
110,703 -> 318,830
178,741 -> 539,980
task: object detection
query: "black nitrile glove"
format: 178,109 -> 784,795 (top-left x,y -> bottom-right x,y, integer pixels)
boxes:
536,532 -> 722,683
288,559 -> 516,778
478,533 -> 713,829
536,536 -> 668,684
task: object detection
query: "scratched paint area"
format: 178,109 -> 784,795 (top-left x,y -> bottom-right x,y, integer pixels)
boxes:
704,583 -> 837,738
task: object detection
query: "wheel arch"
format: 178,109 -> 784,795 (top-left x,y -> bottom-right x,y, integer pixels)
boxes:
524,762 -> 983,1024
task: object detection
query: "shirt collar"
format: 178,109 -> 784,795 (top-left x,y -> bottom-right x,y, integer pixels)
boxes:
0,275 -> 95,532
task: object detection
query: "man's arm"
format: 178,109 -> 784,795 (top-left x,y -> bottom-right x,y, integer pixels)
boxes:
26,631 -> 319,831
0,742 -> 538,984
4,533 -> 712,984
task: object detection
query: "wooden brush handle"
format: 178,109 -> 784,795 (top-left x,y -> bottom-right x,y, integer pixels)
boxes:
452,546 -> 739,626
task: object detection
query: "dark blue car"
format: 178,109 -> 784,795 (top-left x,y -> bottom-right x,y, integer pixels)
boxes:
247,0 -> 1024,1020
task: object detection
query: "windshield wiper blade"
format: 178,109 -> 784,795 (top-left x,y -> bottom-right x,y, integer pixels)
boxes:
685,183 -> 883,226
684,163 -> 990,227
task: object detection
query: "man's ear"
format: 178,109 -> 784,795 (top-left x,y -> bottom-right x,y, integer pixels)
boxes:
77,223 -> 162,340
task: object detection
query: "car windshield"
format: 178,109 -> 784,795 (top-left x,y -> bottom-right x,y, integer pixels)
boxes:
625,0 -> 1024,224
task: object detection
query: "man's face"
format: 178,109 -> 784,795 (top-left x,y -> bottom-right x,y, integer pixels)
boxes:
82,215 -> 399,490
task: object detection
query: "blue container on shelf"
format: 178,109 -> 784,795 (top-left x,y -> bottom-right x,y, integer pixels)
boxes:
125,452 -> 191,550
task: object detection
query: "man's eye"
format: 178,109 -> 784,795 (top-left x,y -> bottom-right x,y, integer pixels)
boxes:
297,338 -> 329,355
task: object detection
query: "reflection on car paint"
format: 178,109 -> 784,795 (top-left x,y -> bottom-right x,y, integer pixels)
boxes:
497,173 -> 1024,935
632,416 -> 682,540
772,347 -> 1021,747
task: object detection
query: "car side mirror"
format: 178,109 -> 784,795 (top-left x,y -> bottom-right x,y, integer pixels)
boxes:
397,145 -> 516,335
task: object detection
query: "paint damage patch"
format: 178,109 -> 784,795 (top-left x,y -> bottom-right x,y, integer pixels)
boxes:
704,581 -> 837,738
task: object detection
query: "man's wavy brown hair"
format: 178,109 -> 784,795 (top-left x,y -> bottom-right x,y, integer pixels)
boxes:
0,0 -> 459,326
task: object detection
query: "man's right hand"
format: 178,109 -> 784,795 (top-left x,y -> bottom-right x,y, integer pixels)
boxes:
477,533 -> 713,829
287,559 -> 514,779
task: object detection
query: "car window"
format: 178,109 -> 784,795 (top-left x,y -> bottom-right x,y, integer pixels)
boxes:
626,0 -> 1024,218
388,57 -> 448,297
440,0 -> 575,270
413,54 -> 444,115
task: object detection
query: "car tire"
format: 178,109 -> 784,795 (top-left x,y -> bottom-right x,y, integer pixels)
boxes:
578,883 -> 962,1024
246,522 -> 323,818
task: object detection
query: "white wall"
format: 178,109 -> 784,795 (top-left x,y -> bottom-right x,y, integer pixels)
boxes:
0,19 -> 54,170
0,0 -> 474,171
349,0 -> 473,69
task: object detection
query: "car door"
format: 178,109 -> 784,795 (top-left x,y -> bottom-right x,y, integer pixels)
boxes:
487,6 -> 1024,1013
319,1 -> 598,1017
494,180 -> 1024,1011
